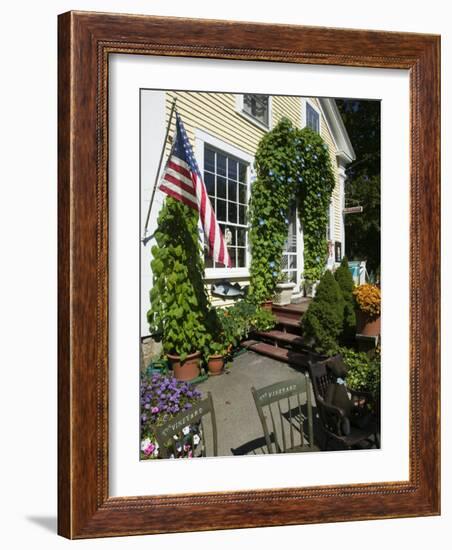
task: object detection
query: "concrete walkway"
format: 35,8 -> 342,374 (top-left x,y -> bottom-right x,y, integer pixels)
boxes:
197,350 -> 321,456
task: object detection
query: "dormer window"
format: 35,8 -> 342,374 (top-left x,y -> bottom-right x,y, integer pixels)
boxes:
242,94 -> 270,127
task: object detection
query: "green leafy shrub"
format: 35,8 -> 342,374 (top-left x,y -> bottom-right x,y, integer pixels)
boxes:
301,270 -> 344,355
248,118 -> 335,303
339,347 -> 381,399
334,256 -> 356,341
147,197 -> 218,361
216,300 -> 276,349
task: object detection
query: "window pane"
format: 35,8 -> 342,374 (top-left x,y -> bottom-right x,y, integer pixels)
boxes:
217,176 -> 226,199
224,226 -> 236,246
237,248 -> 246,267
205,147 -> 215,172
239,183 -> 247,204
238,205 -> 246,225
289,255 -> 297,269
228,180 -> 237,202
228,202 -> 237,224
243,94 -> 269,126
239,163 -> 247,183
204,171 -> 215,196
228,158 -> 238,180
237,229 -> 246,247
217,153 -> 226,176
205,253 -> 213,268
216,199 -> 226,221
306,103 -> 319,133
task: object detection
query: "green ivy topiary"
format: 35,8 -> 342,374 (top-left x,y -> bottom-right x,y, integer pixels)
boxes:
301,270 -> 344,355
147,197 -> 218,361
248,118 -> 335,303
334,256 -> 356,341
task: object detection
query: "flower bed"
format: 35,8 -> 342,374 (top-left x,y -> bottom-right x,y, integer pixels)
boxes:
140,372 -> 203,459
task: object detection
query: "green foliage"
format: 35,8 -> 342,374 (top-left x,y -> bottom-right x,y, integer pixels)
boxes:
339,346 -> 381,398
334,256 -> 356,341
216,300 -> 277,349
248,118 -> 336,303
336,100 -> 381,274
301,270 -> 344,355
147,197 -> 218,361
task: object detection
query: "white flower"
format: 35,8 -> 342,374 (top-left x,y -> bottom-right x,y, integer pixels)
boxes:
173,434 -> 179,440
182,426 -> 190,436
141,438 -> 151,451
193,434 -> 200,446
153,442 -> 159,456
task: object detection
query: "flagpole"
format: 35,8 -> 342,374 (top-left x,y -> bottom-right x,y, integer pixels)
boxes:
142,97 -> 178,242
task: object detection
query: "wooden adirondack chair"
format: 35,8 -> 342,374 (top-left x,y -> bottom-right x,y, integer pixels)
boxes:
308,357 -> 380,450
155,392 -> 218,458
251,375 -> 319,454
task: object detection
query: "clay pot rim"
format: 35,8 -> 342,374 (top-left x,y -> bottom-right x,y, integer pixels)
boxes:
208,353 -> 226,361
167,351 -> 201,361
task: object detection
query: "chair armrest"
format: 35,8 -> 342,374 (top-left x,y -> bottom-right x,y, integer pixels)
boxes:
317,398 -> 350,436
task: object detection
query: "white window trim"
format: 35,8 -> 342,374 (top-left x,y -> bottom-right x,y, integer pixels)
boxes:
195,129 -> 255,280
235,94 -> 273,131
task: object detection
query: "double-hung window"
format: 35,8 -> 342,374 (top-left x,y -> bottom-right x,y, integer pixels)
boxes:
203,145 -> 249,270
306,102 -> 320,133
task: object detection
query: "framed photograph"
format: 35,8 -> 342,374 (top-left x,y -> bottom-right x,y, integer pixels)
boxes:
58,11 -> 440,538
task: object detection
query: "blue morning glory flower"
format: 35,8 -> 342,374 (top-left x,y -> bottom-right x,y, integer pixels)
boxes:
259,219 -> 265,226
269,261 -> 275,268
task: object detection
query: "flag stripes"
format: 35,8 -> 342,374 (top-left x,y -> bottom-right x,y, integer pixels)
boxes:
158,113 -> 232,268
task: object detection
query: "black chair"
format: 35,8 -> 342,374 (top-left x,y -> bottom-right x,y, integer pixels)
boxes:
251,375 -> 319,454
308,356 -> 379,450
155,392 -> 218,458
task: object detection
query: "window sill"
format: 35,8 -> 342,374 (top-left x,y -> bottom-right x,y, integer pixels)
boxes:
204,268 -> 250,281
236,109 -> 270,133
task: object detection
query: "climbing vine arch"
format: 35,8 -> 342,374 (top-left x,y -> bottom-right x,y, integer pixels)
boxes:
248,117 -> 336,304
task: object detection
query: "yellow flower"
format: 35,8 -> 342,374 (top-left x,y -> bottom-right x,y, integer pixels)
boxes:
353,284 -> 381,317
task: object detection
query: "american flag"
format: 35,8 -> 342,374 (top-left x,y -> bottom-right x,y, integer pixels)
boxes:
159,112 -> 232,268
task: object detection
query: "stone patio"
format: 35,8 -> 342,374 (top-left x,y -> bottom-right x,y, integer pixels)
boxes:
197,350 -> 324,456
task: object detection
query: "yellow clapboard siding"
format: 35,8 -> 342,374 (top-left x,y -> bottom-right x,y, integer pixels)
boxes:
163,90 -> 345,274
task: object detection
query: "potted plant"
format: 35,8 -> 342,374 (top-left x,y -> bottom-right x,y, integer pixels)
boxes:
206,341 -> 229,376
147,197 -> 213,381
353,283 -> 381,337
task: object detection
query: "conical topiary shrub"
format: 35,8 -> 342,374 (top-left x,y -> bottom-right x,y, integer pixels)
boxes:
147,197 -> 216,364
301,269 -> 344,355
334,256 -> 356,341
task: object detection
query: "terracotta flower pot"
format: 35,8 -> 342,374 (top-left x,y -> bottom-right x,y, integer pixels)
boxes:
167,351 -> 201,381
262,300 -> 273,311
207,354 -> 225,376
356,311 -> 381,337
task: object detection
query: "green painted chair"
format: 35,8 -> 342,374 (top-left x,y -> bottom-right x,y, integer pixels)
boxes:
155,392 -> 218,458
251,375 -> 319,454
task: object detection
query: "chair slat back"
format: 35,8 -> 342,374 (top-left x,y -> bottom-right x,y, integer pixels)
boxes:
251,375 -> 314,454
155,392 -> 217,458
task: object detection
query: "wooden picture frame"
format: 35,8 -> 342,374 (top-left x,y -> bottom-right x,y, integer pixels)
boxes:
58,11 -> 440,538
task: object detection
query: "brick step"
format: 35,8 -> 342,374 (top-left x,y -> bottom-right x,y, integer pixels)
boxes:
254,329 -> 307,348
274,314 -> 301,330
241,340 -> 312,368
271,301 -> 310,319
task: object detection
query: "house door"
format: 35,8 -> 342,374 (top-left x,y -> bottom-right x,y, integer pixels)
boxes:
281,206 -> 298,290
